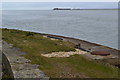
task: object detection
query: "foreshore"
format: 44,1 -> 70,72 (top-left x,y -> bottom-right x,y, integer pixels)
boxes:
37,31 -> 119,55
36,31 -> 120,67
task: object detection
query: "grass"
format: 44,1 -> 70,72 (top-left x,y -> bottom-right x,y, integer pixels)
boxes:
2,28 -> 118,78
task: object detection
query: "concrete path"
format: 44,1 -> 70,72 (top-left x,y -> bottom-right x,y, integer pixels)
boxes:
2,41 -> 49,80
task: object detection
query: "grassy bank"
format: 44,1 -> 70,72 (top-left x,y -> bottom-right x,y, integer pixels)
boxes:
2,29 -> 118,78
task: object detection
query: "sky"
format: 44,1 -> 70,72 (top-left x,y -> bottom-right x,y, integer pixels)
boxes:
1,2 -> 118,10
1,0 -> 119,2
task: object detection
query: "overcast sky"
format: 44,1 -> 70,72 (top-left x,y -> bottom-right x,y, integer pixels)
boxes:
1,0 -> 119,2
1,2 -> 118,10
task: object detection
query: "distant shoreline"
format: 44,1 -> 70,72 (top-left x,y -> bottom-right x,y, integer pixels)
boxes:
2,9 -> 119,11
53,8 -> 119,10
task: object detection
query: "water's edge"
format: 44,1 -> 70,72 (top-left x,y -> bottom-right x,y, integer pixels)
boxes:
2,28 -> 119,52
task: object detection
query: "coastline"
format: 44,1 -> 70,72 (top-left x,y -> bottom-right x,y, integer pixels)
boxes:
1,27 -> 118,50
2,28 -> 119,55
2,28 -> 119,78
13,29 -> 120,64
42,32 -> 120,66
15,29 -> 119,50
2,28 -> 119,64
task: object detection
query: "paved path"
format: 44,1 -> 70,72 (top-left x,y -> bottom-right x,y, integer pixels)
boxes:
2,41 -> 49,80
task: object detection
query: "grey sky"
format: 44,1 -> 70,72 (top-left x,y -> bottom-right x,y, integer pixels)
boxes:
1,2 -> 118,10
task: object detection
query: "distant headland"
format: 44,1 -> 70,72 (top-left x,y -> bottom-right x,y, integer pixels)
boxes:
53,8 -> 82,10
53,8 -> 118,10
53,8 -> 72,10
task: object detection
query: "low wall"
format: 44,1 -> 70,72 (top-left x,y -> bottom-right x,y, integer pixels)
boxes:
2,53 -> 14,79
2,41 -> 49,80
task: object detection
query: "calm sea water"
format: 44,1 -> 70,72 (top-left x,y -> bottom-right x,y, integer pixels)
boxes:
2,10 -> 118,49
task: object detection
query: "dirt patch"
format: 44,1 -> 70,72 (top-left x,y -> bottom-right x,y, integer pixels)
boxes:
41,49 -> 87,57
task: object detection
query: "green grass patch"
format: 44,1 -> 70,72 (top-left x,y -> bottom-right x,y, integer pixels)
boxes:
2,28 -> 118,78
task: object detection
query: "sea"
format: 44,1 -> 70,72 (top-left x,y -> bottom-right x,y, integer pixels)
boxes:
2,10 -> 118,49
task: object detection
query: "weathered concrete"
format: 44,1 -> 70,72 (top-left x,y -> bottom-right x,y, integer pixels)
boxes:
0,40 -> 2,80
2,41 -> 49,80
2,52 -> 14,79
